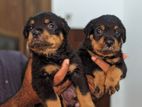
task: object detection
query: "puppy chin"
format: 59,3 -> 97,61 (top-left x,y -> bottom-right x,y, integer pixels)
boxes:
95,50 -> 114,57
29,47 -> 42,54
29,46 -> 57,56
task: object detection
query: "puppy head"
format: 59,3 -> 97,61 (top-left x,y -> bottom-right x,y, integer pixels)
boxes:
23,12 -> 70,56
84,15 -> 126,57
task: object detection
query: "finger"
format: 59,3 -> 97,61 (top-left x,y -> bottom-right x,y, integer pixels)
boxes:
54,80 -> 71,95
123,53 -> 128,59
54,59 -> 70,85
91,56 -> 110,72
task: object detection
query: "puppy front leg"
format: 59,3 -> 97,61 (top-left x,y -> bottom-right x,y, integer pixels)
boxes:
92,71 -> 105,98
32,73 -> 61,107
105,65 -> 122,95
70,71 -> 95,107
44,95 -> 61,107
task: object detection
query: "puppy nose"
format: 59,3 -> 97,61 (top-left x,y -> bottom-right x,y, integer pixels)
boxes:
106,39 -> 114,47
31,28 -> 42,37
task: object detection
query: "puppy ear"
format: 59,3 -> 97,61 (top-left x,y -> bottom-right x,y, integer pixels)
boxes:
23,25 -> 29,38
61,18 -> 70,36
23,18 -> 32,38
122,25 -> 126,43
84,20 -> 94,37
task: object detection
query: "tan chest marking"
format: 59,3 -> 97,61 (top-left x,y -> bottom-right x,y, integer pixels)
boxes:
42,64 -> 60,74
69,64 -> 78,73
44,94 -> 61,107
42,63 -> 78,76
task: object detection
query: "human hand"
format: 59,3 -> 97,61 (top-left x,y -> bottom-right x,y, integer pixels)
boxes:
53,59 -> 70,85
24,58 -> 70,96
91,54 -> 128,72
90,53 -> 128,95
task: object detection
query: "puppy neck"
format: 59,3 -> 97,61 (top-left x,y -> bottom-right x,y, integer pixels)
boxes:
87,49 -> 122,65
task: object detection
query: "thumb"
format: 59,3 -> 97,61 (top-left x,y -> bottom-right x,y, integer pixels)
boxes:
91,56 -> 110,72
54,59 -> 70,85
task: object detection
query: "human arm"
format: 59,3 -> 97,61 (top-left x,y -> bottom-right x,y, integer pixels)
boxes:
0,58 -> 70,107
91,54 -> 128,72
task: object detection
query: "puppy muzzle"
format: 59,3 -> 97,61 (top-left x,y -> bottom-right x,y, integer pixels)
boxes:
31,28 -> 43,38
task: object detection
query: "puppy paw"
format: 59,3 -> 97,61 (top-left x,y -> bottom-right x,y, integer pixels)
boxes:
93,85 -> 105,98
92,71 -> 105,98
105,66 -> 122,95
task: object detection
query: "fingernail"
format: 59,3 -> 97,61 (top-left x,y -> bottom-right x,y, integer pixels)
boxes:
65,59 -> 70,65
91,56 -> 97,61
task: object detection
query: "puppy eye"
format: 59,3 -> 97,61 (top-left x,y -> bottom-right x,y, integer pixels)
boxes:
115,31 -> 121,37
47,22 -> 56,30
28,25 -> 33,31
95,27 -> 103,36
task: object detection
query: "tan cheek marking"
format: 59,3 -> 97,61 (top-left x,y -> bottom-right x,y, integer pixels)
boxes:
75,87 -> 95,107
99,36 -> 105,44
44,95 -> 61,107
90,34 -> 105,50
90,35 -> 98,50
41,31 -> 64,55
69,64 -> 77,73
43,30 -> 50,39
43,31 -> 64,48
50,33 -> 64,48
113,39 -> 121,51
42,64 -> 60,74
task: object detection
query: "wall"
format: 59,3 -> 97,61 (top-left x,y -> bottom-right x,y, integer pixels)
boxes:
52,0 -> 142,107
52,0 -> 124,28
123,0 -> 142,106
113,0 -> 142,107
0,0 -> 51,52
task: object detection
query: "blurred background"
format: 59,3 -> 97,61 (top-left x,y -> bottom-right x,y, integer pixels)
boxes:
0,0 -> 141,107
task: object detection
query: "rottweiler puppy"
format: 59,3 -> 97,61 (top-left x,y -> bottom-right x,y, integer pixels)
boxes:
23,12 -> 94,107
78,15 -> 127,99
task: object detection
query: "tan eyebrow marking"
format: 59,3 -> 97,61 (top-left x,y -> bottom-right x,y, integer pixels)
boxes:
30,20 -> 35,24
44,19 -> 49,24
114,26 -> 119,30
100,25 -> 105,30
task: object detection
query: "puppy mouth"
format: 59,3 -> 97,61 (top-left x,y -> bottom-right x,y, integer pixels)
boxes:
99,50 -> 113,55
30,40 -> 53,49
101,45 -> 114,54
96,50 -> 113,56
93,45 -> 117,56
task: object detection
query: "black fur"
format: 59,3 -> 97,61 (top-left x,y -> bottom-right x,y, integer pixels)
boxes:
78,15 -> 127,100
23,12 -> 91,106
84,15 -> 126,43
23,12 -> 70,39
